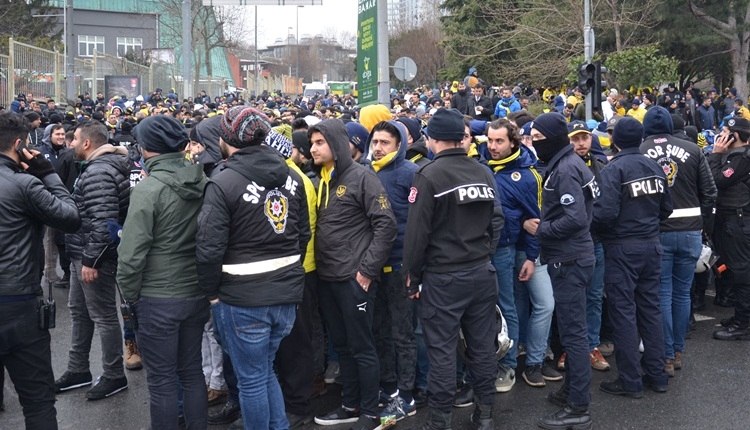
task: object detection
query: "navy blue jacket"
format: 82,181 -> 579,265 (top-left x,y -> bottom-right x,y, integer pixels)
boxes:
536,145 -> 597,264
592,147 -> 673,242
489,145 -> 541,261
368,121 -> 419,266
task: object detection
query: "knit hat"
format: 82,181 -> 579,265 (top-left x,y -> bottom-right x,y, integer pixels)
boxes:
134,115 -> 189,153
219,106 -> 271,148
671,114 -> 685,131
426,108 -> 465,141
396,117 -> 422,142
292,131 -> 312,160
25,111 -> 41,122
531,112 -> 568,139
612,117 -> 643,149
730,88 -> 738,96
726,117 -> 750,134
567,120 -> 590,137
49,114 -> 63,124
264,124 -> 293,159
346,121 -> 370,154
359,104 -> 392,132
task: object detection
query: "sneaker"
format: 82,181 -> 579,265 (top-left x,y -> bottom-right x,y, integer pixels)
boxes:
413,388 -> 429,409
315,406 -> 360,426
207,388 -> 228,407
495,364 -> 515,393
556,352 -> 566,371
597,341 -> 614,357
517,344 -> 526,357
86,376 -> 128,400
590,348 -> 610,371
379,395 -> 416,422
541,362 -> 563,381
674,351 -> 683,370
324,361 -> 341,384
55,371 -> 92,393
665,359 -> 675,377
208,401 -> 240,425
125,339 -> 143,371
522,364 -> 545,387
453,383 -> 474,408
378,389 -> 397,408
720,316 -> 737,328
351,415 -> 382,430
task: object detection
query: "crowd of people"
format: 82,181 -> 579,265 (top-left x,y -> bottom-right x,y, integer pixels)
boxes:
1,74 -> 749,430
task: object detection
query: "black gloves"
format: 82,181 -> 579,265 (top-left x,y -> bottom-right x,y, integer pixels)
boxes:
24,153 -> 56,179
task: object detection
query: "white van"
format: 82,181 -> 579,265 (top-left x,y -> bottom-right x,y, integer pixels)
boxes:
303,82 -> 326,98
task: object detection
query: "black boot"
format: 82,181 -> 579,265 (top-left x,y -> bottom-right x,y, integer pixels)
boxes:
410,408 -> 452,430
546,384 -> 569,407
537,405 -> 592,430
470,400 -> 493,430
714,321 -> 750,341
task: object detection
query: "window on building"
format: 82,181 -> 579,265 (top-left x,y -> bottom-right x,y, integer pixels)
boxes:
78,35 -> 104,57
117,37 -> 143,58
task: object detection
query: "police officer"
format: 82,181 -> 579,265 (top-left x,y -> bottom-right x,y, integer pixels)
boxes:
402,108 -> 504,430
592,117 -> 673,397
524,112 -> 596,430
708,117 -> 750,340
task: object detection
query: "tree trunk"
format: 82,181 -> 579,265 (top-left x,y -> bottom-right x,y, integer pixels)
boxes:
730,36 -> 749,102
611,0 -> 622,52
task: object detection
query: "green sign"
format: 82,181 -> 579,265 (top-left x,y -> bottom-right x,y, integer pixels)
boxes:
357,0 -> 378,106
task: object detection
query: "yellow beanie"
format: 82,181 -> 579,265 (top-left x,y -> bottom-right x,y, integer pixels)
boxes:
359,104 -> 392,132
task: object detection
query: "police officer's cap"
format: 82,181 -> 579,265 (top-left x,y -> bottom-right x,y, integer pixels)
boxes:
726,117 -> 750,135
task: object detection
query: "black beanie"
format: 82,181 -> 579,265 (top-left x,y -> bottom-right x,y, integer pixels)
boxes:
134,115 -> 189,153
25,111 -> 41,122
671,114 -> 684,131
292,131 -> 312,160
426,108 -> 465,141
612,117 -> 643,149
531,113 -> 570,163
397,117 -> 422,142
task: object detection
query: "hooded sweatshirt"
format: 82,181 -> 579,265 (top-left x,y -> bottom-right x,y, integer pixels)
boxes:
117,152 -> 207,301
640,106 -> 717,232
196,144 -> 310,307
367,121 -> 418,266
39,125 -> 66,167
494,94 -> 521,118
313,119 -> 397,282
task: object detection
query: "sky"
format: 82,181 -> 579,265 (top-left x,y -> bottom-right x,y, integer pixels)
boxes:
243,0 -> 359,49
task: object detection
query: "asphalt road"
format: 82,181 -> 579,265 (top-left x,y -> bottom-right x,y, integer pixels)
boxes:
2,285 -> 749,430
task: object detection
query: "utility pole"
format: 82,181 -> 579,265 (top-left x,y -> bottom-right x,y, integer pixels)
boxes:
182,0 -> 192,99
583,0 -> 594,121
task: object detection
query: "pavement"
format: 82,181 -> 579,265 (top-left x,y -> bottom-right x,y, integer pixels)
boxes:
2,285 -> 749,430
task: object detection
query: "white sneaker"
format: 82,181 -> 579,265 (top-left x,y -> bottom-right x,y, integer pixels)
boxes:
495,364 -> 516,393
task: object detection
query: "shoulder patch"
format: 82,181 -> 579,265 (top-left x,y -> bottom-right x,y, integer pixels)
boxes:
408,187 -> 418,203
560,194 -> 575,205
724,167 -> 734,178
336,185 -> 346,197
377,193 -> 390,210
511,171 -> 522,182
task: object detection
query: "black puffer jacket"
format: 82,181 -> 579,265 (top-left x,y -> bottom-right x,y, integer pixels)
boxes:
0,155 -> 81,297
65,144 -> 130,268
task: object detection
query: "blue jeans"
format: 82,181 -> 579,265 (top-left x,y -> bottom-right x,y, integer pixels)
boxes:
514,251 -> 554,366
135,296 -> 209,430
587,242 -> 605,350
214,302 -> 296,430
659,231 -> 702,359
492,246 -> 519,369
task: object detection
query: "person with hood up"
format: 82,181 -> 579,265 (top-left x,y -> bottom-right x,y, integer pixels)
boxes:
640,106 -> 717,376
116,115 -> 209,430
525,113 -> 597,430
55,121 -> 131,401
463,67 -> 481,88
366,120 -> 419,423
196,106 -> 310,430
310,118 -> 397,430
494,87 -> 522,119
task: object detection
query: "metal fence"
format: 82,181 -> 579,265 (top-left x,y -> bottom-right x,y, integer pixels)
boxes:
2,38 -> 234,108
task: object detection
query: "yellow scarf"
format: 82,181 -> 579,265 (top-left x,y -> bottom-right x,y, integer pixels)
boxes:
371,151 -> 398,173
467,142 -> 479,158
317,165 -> 334,209
487,149 -> 521,172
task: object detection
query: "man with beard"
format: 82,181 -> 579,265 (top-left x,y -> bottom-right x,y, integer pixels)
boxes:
453,82 -> 471,116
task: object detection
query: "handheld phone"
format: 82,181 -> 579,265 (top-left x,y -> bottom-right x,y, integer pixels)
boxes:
16,138 -> 30,162
726,134 -> 737,145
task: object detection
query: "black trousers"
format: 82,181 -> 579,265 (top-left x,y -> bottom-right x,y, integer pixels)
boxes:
318,278 -> 379,416
0,298 -> 58,430
715,214 -> 750,325
276,271 -> 317,416
420,262 -> 498,413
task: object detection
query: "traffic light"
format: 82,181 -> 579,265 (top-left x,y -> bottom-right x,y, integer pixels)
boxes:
592,61 -> 607,112
577,62 -> 596,95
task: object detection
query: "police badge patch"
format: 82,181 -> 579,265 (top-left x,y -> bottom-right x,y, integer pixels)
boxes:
264,190 -> 288,234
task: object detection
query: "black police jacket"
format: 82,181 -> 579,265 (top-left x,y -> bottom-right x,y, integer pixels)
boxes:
708,145 -> 750,214
592,147 -> 673,241
537,145 -> 597,264
402,147 -> 504,287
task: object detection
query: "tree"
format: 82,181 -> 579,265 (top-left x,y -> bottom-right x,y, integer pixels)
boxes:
0,0 -> 62,54
389,15 -> 446,87
683,0 -> 750,100
604,44 -> 680,90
